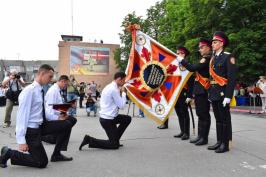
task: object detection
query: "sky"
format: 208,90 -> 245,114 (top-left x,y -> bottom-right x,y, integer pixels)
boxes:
0,0 -> 160,60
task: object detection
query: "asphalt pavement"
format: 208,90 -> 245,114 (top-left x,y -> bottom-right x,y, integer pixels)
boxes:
0,104 -> 266,177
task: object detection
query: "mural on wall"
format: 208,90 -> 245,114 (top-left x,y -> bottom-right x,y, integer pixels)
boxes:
70,46 -> 109,75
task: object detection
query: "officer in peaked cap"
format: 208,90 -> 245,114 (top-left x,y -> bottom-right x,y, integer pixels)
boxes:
179,38 -> 212,146
207,31 -> 237,153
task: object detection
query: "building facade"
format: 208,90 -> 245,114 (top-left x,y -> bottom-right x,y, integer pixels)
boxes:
0,59 -> 58,82
58,41 -> 120,87
1,41 -> 120,88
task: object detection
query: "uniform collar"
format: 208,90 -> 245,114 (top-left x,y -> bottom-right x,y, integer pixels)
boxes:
55,83 -> 61,91
112,81 -> 119,89
215,49 -> 223,56
33,80 -> 43,91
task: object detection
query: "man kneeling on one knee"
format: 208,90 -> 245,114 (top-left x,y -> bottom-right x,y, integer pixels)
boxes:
0,65 -> 76,169
79,72 -> 131,150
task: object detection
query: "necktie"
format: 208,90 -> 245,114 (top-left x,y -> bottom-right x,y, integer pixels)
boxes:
41,89 -> 46,124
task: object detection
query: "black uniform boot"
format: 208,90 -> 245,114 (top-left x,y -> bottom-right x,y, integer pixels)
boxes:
181,133 -> 189,140
157,119 -> 168,129
228,120 -> 232,150
208,123 -> 222,150
157,124 -> 168,129
215,141 -> 229,153
181,113 -> 190,140
174,132 -> 184,138
195,122 -> 208,146
190,120 -> 202,143
215,124 -> 229,153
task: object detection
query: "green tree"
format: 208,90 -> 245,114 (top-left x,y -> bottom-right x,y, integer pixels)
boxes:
114,12 -> 144,71
115,0 -> 266,85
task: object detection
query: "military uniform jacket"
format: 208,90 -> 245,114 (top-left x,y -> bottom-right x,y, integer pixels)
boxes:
181,55 -> 211,95
208,51 -> 237,101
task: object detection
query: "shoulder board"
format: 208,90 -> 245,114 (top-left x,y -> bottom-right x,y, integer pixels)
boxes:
223,52 -> 231,56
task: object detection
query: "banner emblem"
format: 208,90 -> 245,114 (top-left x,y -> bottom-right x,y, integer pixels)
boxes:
136,34 -> 146,46
155,104 -> 165,115
141,61 -> 166,91
125,27 -> 192,124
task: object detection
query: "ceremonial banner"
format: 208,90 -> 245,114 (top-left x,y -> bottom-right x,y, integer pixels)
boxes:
125,27 -> 192,124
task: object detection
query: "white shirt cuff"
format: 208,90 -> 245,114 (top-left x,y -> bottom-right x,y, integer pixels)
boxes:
17,136 -> 26,144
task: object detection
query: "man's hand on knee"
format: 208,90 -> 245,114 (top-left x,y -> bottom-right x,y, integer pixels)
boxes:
19,144 -> 29,152
58,114 -> 68,120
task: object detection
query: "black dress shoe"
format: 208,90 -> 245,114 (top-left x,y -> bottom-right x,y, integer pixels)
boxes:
51,154 -> 73,162
190,136 -> 201,143
157,124 -> 168,129
215,143 -> 229,153
195,138 -> 208,146
0,146 -> 11,168
79,135 -> 90,151
173,132 -> 184,138
207,142 -> 221,150
181,134 -> 189,140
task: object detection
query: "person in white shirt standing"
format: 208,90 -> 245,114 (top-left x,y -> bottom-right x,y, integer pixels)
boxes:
79,72 -> 131,150
2,69 -> 26,128
0,65 -> 76,169
42,75 -> 77,145
257,76 -> 266,113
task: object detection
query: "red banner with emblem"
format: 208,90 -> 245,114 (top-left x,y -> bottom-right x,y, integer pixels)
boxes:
125,27 -> 192,124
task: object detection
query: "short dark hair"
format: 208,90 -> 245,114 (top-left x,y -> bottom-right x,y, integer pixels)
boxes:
114,72 -> 126,80
38,64 -> 54,73
176,46 -> 190,57
58,75 -> 69,81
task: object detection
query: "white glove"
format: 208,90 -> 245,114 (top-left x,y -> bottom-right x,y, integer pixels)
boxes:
222,98 -> 231,107
185,98 -> 192,104
176,56 -> 184,62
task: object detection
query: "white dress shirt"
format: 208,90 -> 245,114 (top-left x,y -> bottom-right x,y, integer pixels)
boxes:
258,81 -> 266,98
3,77 -> 24,91
214,49 -> 223,57
99,81 -> 127,119
16,81 -> 44,144
0,87 -> 5,97
45,83 -> 64,120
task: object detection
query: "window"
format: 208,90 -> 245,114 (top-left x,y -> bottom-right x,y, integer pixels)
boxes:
26,66 -> 34,72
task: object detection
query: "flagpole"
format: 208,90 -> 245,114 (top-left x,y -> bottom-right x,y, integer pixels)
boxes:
71,0 -> 74,35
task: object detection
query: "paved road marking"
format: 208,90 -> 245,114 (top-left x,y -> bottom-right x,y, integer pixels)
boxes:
259,165 -> 266,169
240,162 -> 256,170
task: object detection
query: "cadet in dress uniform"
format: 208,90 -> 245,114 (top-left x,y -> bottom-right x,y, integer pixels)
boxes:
179,38 -> 212,145
207,31 -> 237,153
0,65 -> 76,169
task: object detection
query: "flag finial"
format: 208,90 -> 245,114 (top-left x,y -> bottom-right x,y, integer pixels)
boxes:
126,24 -> 141,32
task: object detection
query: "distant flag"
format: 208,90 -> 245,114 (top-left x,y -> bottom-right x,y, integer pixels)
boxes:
125,25 -> 192,124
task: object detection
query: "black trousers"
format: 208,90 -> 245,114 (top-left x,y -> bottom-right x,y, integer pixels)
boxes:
211,101 -> 232,143
194,94 -> 211,138
10,116 -> 76,168
175,95 -> 190,135
89,114 -> 131,149
79,93 -> 85,108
